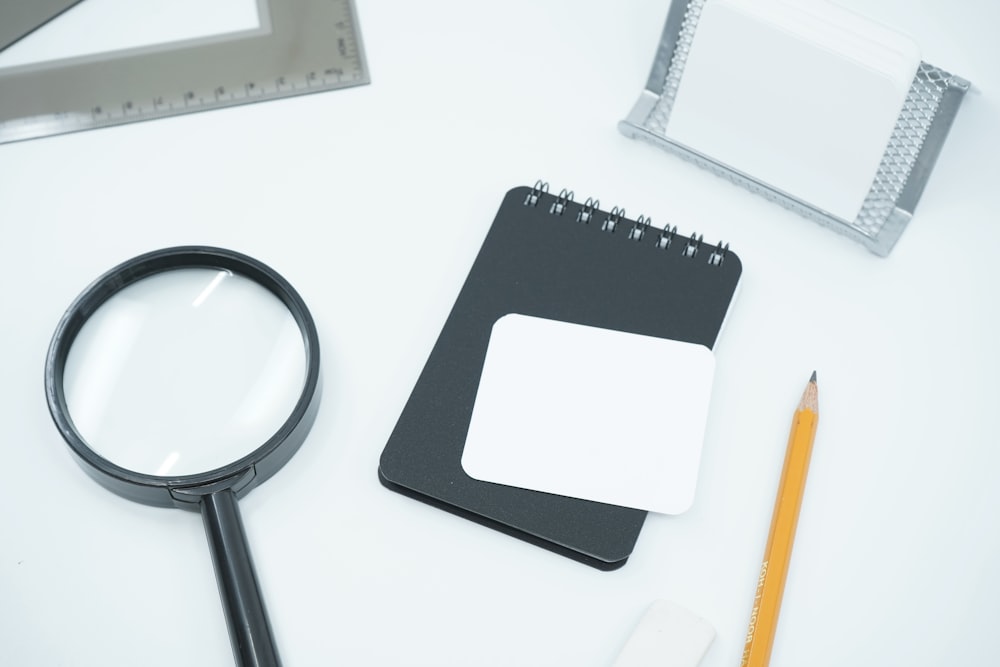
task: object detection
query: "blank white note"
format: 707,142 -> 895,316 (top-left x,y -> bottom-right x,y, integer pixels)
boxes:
665,0 -> 921,222
460,314 -> 716,515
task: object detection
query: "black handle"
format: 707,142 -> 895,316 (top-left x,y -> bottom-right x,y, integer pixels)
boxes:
201,489 -> 281,667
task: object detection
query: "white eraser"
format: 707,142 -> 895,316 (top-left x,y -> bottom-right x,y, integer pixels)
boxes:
612,600 -> 716,667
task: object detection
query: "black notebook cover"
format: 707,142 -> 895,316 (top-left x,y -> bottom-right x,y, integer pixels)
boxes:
378,183 -> 742,569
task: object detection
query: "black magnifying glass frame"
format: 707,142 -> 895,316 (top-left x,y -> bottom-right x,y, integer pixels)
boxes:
44,246 -> 322,667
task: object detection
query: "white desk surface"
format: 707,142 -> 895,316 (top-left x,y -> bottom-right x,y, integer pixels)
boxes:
2,1 -> 997,665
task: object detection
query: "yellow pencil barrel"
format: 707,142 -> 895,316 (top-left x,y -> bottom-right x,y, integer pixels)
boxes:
740,377 -> 819,667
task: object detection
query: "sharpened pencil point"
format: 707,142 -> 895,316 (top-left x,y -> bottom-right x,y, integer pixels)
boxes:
800,373 -> 819,413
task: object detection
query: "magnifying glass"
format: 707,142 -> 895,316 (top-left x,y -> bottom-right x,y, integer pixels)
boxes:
44,246 -> 321,667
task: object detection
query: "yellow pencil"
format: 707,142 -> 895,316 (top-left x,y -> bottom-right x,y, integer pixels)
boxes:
740,372 -> 819,667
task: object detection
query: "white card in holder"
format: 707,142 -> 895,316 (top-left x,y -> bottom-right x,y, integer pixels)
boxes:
620,0 -> 970,256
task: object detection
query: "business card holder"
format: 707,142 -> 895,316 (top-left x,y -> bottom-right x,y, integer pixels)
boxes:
619,0 -> 970,256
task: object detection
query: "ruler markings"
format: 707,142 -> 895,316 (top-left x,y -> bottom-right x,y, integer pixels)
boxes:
0,0 -> 369,144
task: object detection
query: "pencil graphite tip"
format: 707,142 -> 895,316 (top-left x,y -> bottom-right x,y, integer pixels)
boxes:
800,373 -> 819,412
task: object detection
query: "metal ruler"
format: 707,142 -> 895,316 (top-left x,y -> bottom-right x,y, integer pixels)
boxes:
0,0 -> 369,145
0,0 -> 85,52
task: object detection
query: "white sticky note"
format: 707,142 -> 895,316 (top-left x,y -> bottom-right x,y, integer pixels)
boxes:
460,314 -> 716,514
665,0 -> 921,222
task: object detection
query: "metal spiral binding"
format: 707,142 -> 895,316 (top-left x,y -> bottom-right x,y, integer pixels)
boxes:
577,197 -> 599,224
602,207 -> 624,233
708,241 -> 729,266
628,215 -> 651,241
682,233 -> 703,258
533,182 -> 730,266
549,189 -> 574,215
656,225 -> 678,249
525,180 -> 549,207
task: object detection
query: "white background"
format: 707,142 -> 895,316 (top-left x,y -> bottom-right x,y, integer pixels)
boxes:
1,1 -> 998,665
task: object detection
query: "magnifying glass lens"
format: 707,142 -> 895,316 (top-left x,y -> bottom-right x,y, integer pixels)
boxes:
62,267 -> 306,476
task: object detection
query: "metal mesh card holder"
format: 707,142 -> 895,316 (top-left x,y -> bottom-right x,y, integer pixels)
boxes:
619,0 -> 970,256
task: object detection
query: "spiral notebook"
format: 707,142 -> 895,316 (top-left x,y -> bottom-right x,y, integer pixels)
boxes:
378,182 -> 742,569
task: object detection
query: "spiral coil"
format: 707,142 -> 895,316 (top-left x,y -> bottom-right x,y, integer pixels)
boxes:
602,207 -> 625,233
525,180 -> 549,207
524,181 -> 730,266
577,197 -> 599,224
628,215 -> 651,241
550,189 -> 574,216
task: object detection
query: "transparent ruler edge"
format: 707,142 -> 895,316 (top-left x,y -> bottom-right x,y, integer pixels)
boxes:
0,0 -> 369,144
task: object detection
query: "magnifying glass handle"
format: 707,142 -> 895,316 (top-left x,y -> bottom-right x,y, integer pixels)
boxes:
202,489 -> 282,667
